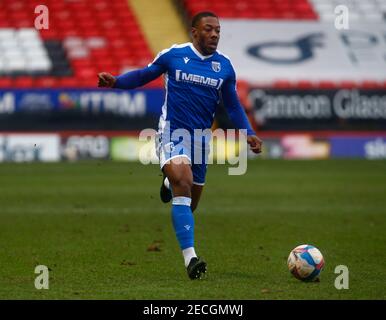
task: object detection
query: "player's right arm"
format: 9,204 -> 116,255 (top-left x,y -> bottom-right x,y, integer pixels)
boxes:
98,63 -> 165,89
97,48 -> 170,89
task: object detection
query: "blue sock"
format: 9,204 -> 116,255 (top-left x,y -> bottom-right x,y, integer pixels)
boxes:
171,197 -> 194,250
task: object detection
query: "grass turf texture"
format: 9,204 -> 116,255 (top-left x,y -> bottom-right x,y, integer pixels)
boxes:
0,160 -> 385,299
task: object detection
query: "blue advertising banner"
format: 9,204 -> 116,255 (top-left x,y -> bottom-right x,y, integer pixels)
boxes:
330,136 -> 386,159
0,88 -> 164,117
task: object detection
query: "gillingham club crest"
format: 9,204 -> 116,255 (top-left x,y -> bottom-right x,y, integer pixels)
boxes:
211,61 -> 221,72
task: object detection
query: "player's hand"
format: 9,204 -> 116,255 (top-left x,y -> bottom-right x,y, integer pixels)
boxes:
247,135 -> 263,154
98,72 -> 116,88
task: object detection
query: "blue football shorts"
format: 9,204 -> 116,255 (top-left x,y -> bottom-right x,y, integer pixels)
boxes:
155,130 -> 210,185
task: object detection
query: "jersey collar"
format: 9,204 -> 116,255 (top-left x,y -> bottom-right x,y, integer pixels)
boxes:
189,43 -> 214,60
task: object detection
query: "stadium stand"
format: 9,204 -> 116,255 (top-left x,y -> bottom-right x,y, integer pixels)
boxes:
182,0 -> 386,21
1,0 -> 385,89
0,0 -> 159,88
311,0 -> 386,22
182,0 -> 319,20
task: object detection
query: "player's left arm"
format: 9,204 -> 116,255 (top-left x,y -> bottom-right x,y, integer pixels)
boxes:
221,74 -> 263,154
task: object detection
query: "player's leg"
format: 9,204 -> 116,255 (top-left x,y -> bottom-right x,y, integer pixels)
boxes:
163,157 -> 192,197
160,135 -> 208,209
191,184 -> 204,212
161,177 -> 204,212
160,171 -> 173,203
163,158 -> 194,265
190,162 -> 207,212
163,157 -> 207,279
182,163 -> 207,278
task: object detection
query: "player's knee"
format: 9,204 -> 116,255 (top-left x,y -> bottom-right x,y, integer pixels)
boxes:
178,179 -> 193,193
172,178 -> 193,196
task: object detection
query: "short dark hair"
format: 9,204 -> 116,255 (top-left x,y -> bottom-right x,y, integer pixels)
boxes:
191,11 -> 218,28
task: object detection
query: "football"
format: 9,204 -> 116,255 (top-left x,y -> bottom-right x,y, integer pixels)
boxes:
287,244 -> 325,282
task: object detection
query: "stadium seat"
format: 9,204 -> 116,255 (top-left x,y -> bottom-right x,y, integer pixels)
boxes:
273,80 -> 294,89
13,77 -> 35,88
26,57 -> 52,73
361,80 -> 383,89
295,80 -> 316,89
339,81 -> 359,89
318,81 -> 338,89
0,77 -> 12,87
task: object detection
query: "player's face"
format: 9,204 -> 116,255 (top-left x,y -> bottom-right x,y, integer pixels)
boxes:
193,17 -> 220,55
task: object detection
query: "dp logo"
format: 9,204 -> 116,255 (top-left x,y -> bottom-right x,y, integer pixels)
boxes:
247,33 -> 324,64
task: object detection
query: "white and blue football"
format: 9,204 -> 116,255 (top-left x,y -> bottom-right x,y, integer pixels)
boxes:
287,244 -> 325,282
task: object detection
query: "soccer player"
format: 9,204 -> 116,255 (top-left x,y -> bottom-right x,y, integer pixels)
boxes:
98,11 -> 263,280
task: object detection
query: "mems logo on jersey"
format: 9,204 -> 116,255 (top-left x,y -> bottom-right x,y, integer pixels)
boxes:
175,70 -> 223,89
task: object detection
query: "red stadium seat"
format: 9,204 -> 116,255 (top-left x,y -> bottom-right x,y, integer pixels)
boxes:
318,81 -> 338,89
39,29 -> 60,40
58,77 -> 79,88
13,77 -> 35,88
339,81 -> 359,89
361,80 -> 382,89
273,80 -> 294,89
0,78 -> 13,88
295,80 -> 316,89
34,77 -> 59,88
76,67 -> 97,79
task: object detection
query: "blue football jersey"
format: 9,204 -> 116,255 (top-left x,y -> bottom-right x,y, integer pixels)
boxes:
114,42 -> 255,136
150,43 -> 235,133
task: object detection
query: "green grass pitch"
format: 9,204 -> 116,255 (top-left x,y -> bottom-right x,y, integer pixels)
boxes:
0,160 -> 385,299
